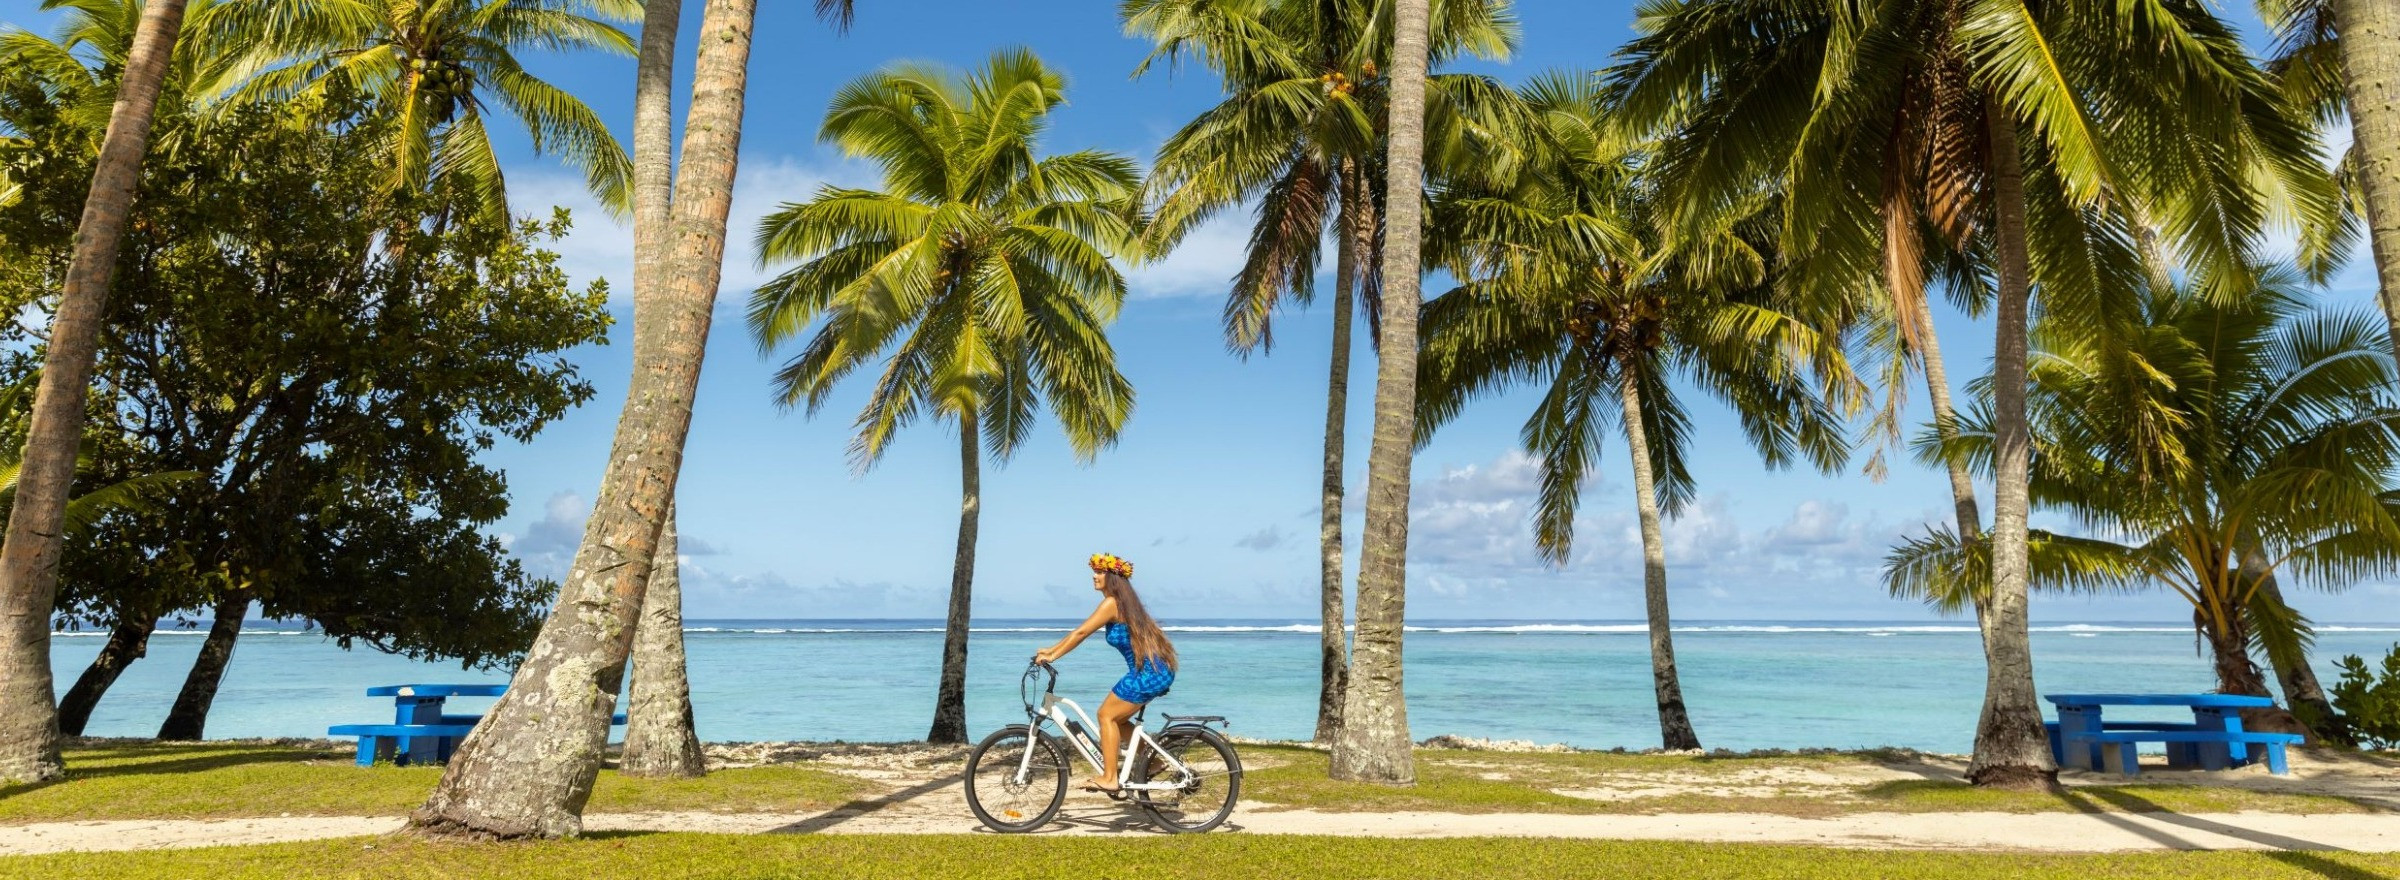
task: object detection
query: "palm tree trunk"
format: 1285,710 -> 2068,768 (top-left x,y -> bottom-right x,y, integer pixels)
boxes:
0,0 -> 188,784
58,615 -> 156,737
620,505 -> 705,778
2333,0 -> 2400,358
1971,112 -> 2058,790
2236,549 -> 2346,743
2201,597 -> 2276,699
613,0 -> 704,783
1314,167 -> 1365,744
1617,371 -> 1701,751
928,416 -> 981,745
1913,295 -> 1982,541
158,591 -> 251,741
630,0 -> 683,326
1329,0 -> 1430,785
410,0 -> 758,839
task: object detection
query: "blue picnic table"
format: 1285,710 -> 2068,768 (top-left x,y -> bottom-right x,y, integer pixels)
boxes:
2045,693 -> 2300,776
331,684 -> 625,767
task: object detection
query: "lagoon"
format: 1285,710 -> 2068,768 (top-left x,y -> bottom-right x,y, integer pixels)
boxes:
50,619 -> 2400,752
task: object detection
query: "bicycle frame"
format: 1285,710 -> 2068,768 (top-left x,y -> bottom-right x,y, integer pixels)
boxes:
1017,666 -> 1193,792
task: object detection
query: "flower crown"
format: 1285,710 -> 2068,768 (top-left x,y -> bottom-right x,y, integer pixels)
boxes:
1088,553 -> 1134,578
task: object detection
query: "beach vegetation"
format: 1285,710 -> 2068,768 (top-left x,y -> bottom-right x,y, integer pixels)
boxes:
2332,645 -> 2400,750
0,0 -> 192,786
2255,0 -> 2400,357
1607,0 -> 2342,788
1414,72 -> 1859,753
1328,0 -> 1437,787
405,0 -> 788,840
210,0 -> 641,223
1122,0 -> 1519,746
746,48 -> 1142,746
1885,277 -> 2400,740
0,72 -> 603,742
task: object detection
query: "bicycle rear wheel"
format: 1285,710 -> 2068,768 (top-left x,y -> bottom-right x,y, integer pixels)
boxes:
965,724 -> 1068,833
1133,725 -> 1242,833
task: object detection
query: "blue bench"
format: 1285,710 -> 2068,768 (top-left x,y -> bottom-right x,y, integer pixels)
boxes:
329,714 -> 630,767
336,683 -> 628,767
2044,721 -> 2199,763
329,723 -> 478,767
2069,730 -> 2303,777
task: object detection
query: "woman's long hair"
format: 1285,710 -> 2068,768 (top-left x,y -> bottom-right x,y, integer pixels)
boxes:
1102,572 -> 1177,671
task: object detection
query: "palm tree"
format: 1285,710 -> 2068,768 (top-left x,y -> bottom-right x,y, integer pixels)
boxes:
219,0 -> 640,222
1328,0 -> 1430,785
0,0 -> 188,786
748,49 -> 1140,746
2260,0 -> 2400,361
410,0 -> 776,839
1417,73 -> 1855,752
613,0 -> 700,781
620,504 -> 704,777
1887,274 -> 2400,736
1607,0 -> 2335,789
1123,0 -> 1517,743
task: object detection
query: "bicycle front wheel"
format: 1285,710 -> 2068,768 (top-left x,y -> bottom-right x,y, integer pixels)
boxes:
965,724 -> 1069,833
1133,725 -> 1242,833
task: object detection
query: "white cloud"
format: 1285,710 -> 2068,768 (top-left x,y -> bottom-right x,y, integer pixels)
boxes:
498,490 -> 591,580
1399,450 -> 1945,614
1128,212 -> 1252,300
506,155 -> 873,305
1234,524 -> 1287,551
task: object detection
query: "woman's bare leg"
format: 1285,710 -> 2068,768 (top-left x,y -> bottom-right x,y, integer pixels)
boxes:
1094,693 -> 1139,791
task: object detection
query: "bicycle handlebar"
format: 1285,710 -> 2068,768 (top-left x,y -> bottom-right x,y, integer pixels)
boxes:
1026,659 -> 1059,693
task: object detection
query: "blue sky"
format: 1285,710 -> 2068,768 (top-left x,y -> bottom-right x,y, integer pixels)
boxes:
4,0 -> 2391,622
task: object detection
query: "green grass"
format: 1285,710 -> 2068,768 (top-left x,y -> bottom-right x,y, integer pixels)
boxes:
1239,745 -> 2387,817
0,743 -> 877,824
7,834 -> 2400,880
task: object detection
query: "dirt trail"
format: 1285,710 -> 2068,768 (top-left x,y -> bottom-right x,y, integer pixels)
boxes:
5,742 -> 2394,856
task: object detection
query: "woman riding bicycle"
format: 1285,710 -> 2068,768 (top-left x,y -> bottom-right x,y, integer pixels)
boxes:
1031,553 -> 1176,795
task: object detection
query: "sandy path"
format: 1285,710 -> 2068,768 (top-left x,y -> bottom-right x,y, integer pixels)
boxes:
6,798 -> 2397,856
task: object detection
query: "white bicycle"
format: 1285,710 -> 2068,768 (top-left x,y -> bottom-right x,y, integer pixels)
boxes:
964,661 -> 1242,833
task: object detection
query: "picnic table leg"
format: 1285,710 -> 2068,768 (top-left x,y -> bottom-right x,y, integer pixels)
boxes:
2057,705 -> 2103,771
2191,707 -> 2247,769
394,696 -> 447,766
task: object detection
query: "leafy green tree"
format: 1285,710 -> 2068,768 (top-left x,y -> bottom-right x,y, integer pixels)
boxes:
1886,276 -> 2400,737
1417,73 -> 1856,752
1608,0 -> 2337,788
219,0 -> 639,221
0,92 -> 607,739
748,49 -> 1139,745
1124,0 -> 1517,743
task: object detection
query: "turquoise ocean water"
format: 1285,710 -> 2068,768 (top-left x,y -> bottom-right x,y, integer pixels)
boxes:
50,619 -> 2400,752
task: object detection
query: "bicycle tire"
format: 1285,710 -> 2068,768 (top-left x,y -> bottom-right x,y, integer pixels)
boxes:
965,724 -> 1069,833
1132,725 -> 1242,833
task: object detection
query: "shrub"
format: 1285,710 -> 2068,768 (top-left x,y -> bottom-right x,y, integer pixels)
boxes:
2330,644 -> 2400,750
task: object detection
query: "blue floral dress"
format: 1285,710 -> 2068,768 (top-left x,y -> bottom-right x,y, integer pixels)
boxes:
1104,621 -> 1174,703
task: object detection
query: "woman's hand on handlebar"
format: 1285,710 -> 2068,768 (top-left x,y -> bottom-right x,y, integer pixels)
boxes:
1032,646 -> 1061,664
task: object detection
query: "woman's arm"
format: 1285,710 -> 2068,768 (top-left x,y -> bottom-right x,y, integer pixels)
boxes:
1034,598 -> 1118,663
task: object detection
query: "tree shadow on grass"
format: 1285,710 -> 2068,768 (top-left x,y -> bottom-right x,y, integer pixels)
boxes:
1,744 -> 352,801
2072,787 -> 2349,853
1849,779 -> 2108,813
768,771 -> 965,835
